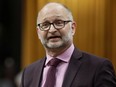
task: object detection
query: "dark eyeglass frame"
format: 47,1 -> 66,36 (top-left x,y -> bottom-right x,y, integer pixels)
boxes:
37,20 -> 72,31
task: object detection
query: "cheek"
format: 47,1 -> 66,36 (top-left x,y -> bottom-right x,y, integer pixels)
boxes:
60,30 -> 70,38
37,29 -> 47,39
63,26 -> 72,35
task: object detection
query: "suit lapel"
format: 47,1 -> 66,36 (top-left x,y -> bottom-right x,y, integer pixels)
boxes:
62,48 -> 82,87
32,58 -> 46,87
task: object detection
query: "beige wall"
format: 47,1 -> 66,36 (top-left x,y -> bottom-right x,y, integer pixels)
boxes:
21,0 -> 116,70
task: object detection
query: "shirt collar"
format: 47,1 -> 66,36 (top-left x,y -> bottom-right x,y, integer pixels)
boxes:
45,44 -> 74,66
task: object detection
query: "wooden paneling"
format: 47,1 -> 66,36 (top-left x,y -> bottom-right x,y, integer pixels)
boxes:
75,0 -> 106,56
21,0 -> 44,68
111,0 -> 116,69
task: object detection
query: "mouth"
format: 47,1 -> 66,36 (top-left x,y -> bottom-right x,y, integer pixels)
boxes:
47,36 -> 61,41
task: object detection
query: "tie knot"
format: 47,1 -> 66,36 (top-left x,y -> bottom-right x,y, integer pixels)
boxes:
48,58 -> 61,67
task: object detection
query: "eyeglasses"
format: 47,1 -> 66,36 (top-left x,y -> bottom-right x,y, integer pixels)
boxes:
37,20 -> 72,31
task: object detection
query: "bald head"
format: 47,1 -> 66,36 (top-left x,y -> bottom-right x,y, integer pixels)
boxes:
40,2 -> 71,14
37,2 -> 73,24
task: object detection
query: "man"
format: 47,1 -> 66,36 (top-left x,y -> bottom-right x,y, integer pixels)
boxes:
21,2 -> 116,87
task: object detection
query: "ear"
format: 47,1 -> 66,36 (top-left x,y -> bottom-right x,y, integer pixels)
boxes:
71,21 -> 76,35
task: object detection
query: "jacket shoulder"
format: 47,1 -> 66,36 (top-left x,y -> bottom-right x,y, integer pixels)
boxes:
24,58 -> 45,74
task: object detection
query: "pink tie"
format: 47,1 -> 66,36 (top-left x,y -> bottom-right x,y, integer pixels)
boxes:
44,58 -> 62,87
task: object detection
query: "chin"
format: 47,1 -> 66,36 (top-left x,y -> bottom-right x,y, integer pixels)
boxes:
46,42 -> 64,49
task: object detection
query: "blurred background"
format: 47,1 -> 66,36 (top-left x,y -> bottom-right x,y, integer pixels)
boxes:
0,0 -> 116,87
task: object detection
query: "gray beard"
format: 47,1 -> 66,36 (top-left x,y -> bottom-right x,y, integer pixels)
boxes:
44,42 -> 65,49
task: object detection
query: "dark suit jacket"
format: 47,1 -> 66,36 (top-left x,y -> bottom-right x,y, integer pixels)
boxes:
21,48 -> 116,87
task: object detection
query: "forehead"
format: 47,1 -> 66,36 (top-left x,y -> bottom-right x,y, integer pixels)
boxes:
38,3 -> 69,22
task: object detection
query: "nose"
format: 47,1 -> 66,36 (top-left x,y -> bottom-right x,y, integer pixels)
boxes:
48,24 -> 57,33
